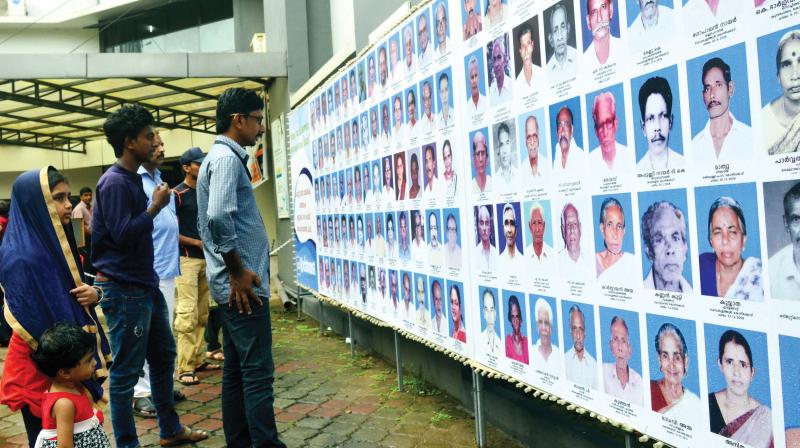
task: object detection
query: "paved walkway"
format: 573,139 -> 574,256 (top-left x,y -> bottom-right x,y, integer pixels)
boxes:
0,298 -> 522,447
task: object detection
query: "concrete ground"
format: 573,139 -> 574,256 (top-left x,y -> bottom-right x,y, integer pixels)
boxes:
0,298 -> 522,447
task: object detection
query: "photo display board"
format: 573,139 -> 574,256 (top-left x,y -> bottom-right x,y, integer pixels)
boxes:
289,1 -> 800,446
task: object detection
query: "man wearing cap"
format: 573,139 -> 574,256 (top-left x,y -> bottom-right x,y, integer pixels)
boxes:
173,147 -> 218,385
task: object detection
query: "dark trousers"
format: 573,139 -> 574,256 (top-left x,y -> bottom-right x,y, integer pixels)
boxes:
221,299 -> 285,448
205,305 -> 223,352
21,405 -> 41,448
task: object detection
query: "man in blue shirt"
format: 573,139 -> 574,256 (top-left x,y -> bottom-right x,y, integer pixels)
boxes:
93,104 -> 208,448
197,88 -> 286,448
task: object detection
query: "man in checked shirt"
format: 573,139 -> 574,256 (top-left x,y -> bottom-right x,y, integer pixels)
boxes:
196,88 -> 286,448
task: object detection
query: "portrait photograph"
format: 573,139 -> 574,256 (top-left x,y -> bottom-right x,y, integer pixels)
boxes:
543,0 -> 578,84
479,286 -> 502,355
631,64 -> 685,172
443,207 -> 463,269
579,0 -> 622,71
388,31 -> 402,83
517,108 -> 550,182
638,188 -> 693,293
645,313 -> 700,419
503,289 -> 530,365
694,182 -> 763,301
418,76 -> 437,136
585,83 -> 631,178
406,147 -> 422,200
486,32 -> 514,107
492,118 -> 518,191
400,270 -> 415,320
530,295 -> 561,375
402,20 -> 417,78
591,193 -> 638,283
496,202 -> 525,279
555,197 -> 593,279
421,142 -> 440,197
461,0 -> 484,41
429,276 -> 448,335
598,306 -> 643,406
414,272 -> 429,328
447,280 -> 467,343
686,42 -> 753,166
469,127 -> 493,194
625,0 -> 675,54
523,199 -> 555,271
561,300 -> 598,389
410,209 -> 426,261
512,16 -> 543,96
473,204 -> 497,272
757,26 -> 800,155
433,0 -> 451,55
704,323 -> 772,448
416,7 -> 433,67
548,95 -> 585,176
464,47 -> 489,118
435,66 -> 455,128
763,180 -> 800,301
404,84 -> 418,140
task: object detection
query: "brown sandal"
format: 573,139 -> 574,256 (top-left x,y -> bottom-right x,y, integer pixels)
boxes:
160,426 -> 209,446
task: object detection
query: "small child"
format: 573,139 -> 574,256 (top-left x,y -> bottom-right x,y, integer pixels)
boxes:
31,322 -> 111,448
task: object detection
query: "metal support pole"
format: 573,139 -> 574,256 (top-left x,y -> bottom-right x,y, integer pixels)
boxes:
394,331 -> 403,391
319,299 -> 324,336
625,434 -> 633,448
296,290 -> 304,321
472,369 -> 486,448
348,311 -> 355,358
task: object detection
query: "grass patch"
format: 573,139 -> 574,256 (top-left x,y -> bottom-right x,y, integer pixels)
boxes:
295,324 -> 318,333
430,411 -> 453,424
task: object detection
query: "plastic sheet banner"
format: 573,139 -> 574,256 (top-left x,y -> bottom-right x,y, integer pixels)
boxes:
289,1 -> 800,446
289,102 -> 318,290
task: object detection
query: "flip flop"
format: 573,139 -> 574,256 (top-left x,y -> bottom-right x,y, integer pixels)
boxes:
205,349 -> 225,361
159,426 -> 209,447
176,372 -> 200,386
133,397 -> 157,418
195,362 -> 221,372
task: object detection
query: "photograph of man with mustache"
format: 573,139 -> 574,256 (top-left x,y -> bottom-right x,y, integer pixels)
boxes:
635,74 -> 685,172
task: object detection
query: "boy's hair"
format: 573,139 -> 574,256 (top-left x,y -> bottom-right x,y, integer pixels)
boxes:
215,88 -> 264,134
31,322 -> 96,378
103,104 -> 154,158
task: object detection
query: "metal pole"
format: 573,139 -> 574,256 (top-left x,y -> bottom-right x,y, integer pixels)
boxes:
348,311 -> 355,358
319,299 -> 324,336
473,369 -> 486,447
296,290 -> 304,321
394,331 -> 403,391
625,434 -> 633,448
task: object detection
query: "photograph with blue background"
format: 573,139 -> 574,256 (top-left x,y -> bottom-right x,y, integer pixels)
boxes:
630,64 -> 684,162
523,199 -> 554,251
599,306 -> 642,379
704,324 -> 771,409
591,192 -> 635,256
625,0 -> 673,27
561,300 -> 597,359
517,108 -> 549,167
645,313 -> 700,398
585,82 -> 628,152
548,95 -> 584,163
479,285 -> 501,338
780,334 -> 800,430
496,202 -> 523,255
463,48 -> 487,100
530,294 -> 558,348
579,0 -> 621,51
685,42 -> 751,139
637,188 -> 692,285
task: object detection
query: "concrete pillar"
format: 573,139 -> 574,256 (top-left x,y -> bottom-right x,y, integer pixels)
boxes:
233,0 -> 265,52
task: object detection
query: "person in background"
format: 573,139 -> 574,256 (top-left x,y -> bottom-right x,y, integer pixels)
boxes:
71,187 -> 95,284
174,147 -> 220,386
0,167 -> 111,448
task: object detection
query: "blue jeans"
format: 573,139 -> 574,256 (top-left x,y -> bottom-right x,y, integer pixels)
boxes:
97,281 -> 182,448
221,299 -> 285,448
